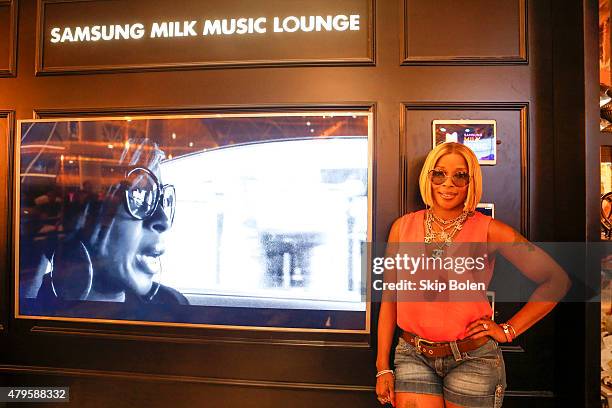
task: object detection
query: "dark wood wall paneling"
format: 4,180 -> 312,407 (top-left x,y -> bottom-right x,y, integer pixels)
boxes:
550,1 -> 588,408
0,0 -> 18,77
400,103 -> 528,235
586,0 -> 607,407
0,110 -> 14,336
0,0 -> 592,406
401,0 -> 527,65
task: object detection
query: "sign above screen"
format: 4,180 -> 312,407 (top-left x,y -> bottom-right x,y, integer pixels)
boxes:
37,0 -> 374,74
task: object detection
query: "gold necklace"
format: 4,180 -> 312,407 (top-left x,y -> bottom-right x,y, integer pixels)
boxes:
424,209 -> 469,257
430,210 -> 465,226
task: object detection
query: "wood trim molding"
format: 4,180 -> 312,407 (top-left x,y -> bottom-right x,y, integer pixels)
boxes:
0,364 -> 553,397
519,104 -> 529,238
0,364 -> 375,392
35,0 -> 376,75
30,325 -> 371,348
33,103 -> 377,119
0,0 -> 18,77
500,344 -> 526,353
399,102 -> 529,237
0,110 -> 15,334
506,390 -> 554,398
400,0 -> 528,66
19,104 -> 376,347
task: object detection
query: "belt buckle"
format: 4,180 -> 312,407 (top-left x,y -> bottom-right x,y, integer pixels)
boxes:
415,337 -> 436,356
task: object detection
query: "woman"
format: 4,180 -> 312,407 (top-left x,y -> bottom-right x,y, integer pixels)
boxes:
35,138 -> 188,306
375,142 -> 570,408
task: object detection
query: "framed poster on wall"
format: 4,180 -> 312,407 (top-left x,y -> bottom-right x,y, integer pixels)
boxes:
432,119 -> 497,165
15,112 -> 372,332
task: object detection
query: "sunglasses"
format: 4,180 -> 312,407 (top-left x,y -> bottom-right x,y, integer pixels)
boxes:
123,167 -> 176,225
428,169 -> 471,187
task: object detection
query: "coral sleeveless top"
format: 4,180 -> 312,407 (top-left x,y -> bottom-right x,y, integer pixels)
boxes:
394,210 -> 495,341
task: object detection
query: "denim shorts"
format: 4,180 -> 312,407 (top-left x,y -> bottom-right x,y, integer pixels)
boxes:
394,336 -> 506,408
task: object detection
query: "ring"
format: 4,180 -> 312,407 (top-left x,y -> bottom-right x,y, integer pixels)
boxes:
483,323 -> 489,330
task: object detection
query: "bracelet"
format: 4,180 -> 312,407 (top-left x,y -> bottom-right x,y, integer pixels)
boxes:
500,323 -> 513,343
506,322 -> 518,339
376,369 -> 394,378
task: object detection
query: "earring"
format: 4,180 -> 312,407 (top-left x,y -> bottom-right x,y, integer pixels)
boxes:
143,259 -> 162,302
50,239 -> 93,300
144,281 -> 161,302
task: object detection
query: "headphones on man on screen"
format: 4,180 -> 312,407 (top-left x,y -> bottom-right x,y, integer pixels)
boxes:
49,236 -> 162,302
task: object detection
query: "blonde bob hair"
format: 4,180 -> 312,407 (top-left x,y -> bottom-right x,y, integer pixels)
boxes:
418,142 -> 483,212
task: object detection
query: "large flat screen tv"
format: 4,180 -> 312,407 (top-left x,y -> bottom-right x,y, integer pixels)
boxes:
16,112 -> 371,332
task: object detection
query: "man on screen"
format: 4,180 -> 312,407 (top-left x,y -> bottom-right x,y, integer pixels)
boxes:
30,138 -> 189,308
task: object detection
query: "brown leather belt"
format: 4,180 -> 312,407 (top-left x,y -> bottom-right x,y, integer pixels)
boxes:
401,331 -> 489,358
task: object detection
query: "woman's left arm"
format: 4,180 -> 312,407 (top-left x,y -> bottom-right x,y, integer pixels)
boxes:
466,219 -> 571,341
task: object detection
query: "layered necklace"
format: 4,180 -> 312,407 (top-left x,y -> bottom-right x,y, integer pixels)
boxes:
424,209 -> 469,258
